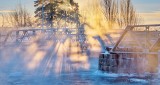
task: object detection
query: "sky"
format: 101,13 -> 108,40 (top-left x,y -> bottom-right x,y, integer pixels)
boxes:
132,0 -> 160,24
0,0 -> 34,15
0,0 -> 160,24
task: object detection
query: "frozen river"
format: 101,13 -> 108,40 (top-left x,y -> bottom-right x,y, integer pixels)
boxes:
0,55 -> 159,85
0,39 -> 160,85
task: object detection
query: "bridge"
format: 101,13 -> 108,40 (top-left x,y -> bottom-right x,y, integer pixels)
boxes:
1,24 -> 160,75
99,24 -> 160,75
0,28 -> 88,58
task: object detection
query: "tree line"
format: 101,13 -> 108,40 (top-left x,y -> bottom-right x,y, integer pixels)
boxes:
1,0 -> 141,29
102,0 -> 141,28
1,4 -> 32,28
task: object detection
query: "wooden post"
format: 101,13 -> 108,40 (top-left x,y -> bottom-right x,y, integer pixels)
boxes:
16,31 -> 19,42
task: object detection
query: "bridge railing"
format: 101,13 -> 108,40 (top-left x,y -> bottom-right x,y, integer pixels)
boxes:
111,24 -> 160,53
0,28 -> 86,44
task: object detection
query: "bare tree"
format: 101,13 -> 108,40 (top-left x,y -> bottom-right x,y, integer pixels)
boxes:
5,13 -> 15,27
102,0 -> 141,29
118,0 -> 140,27
10,4 -> 32,28
0,13 -> 4,27
102,0 -> 118,29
